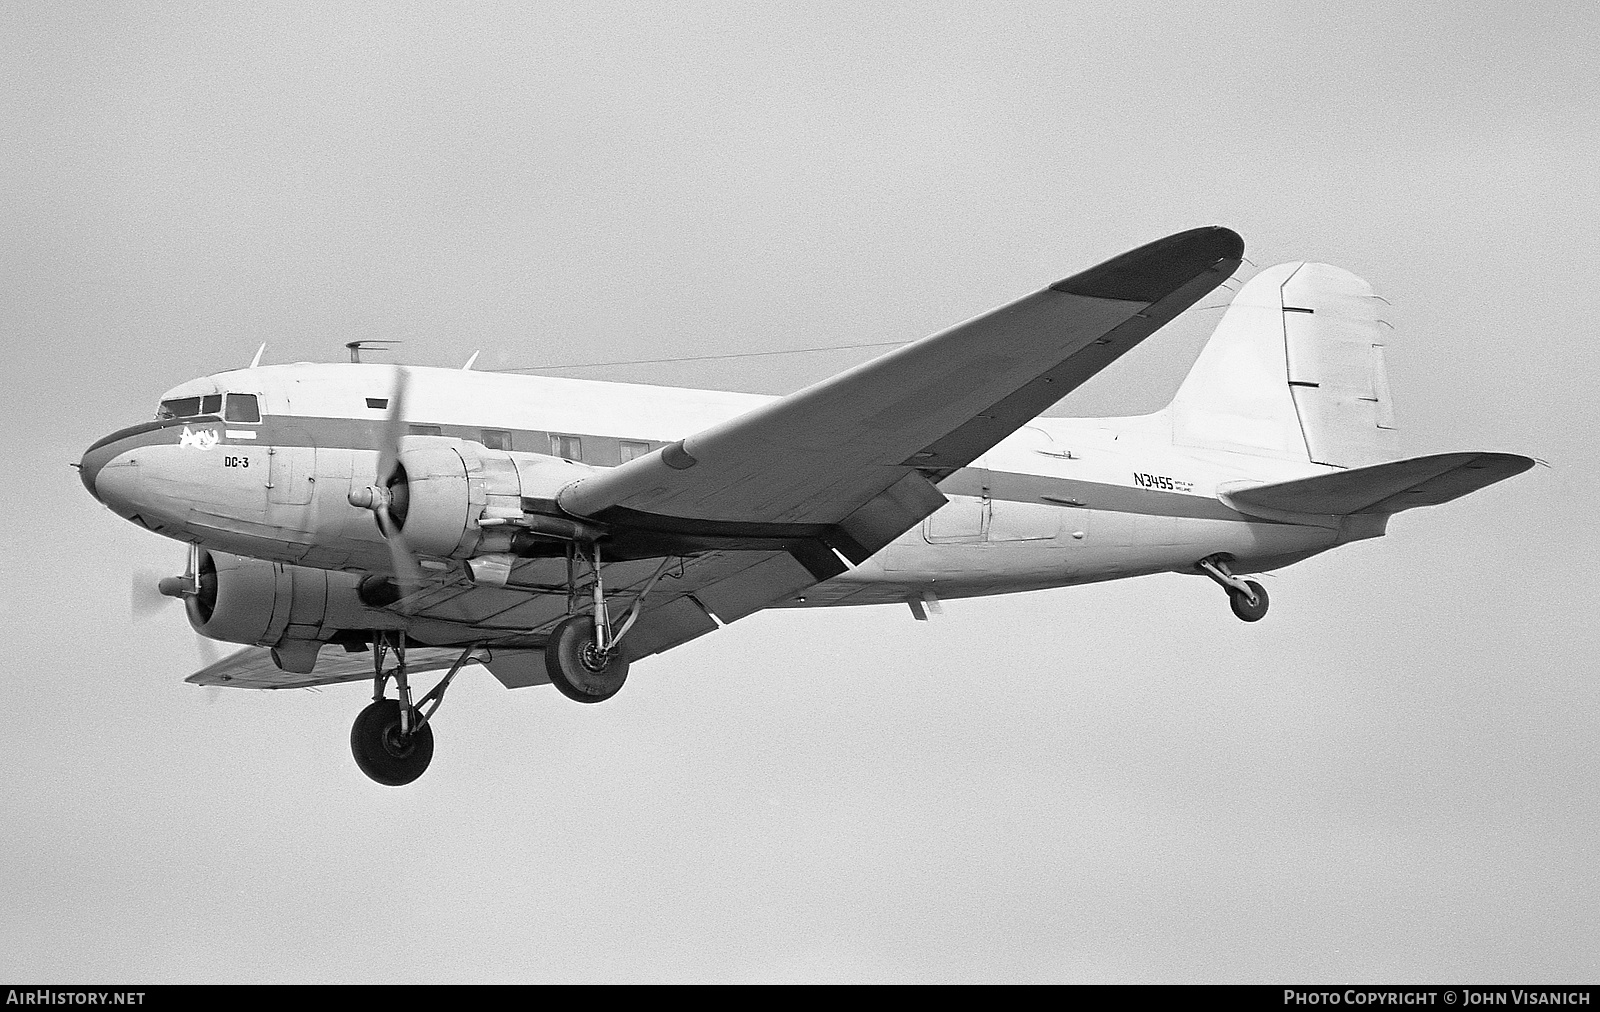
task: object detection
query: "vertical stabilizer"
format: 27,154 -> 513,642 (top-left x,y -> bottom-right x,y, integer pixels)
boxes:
1170,262 -> 1398,468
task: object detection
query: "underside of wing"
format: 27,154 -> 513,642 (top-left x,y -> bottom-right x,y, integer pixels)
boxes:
186,644 -> 480,690
556,227 -> 1244,577
399,548 -> 823,665
1222,451 -> 1536,518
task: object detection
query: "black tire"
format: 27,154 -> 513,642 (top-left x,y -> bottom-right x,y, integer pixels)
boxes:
350,698 -> 434,786
545,614 -> 629,703
1228,580 -> 1269,622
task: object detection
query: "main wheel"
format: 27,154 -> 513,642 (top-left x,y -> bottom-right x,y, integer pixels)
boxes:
350,698 -> 434,786
546,614 -> 630,703
1228,580 -> 1269,622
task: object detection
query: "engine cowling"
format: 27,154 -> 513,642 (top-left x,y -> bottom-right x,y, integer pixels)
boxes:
185,549 -> 277,646
186,550 -> 403,658
372,436 -> 598,560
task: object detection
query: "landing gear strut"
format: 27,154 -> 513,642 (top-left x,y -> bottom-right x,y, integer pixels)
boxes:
1196,554 -> 1269,623
350,634 -> 476,786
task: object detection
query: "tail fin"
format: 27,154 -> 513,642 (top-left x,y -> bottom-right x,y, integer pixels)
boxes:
1170,262 -> 1399,468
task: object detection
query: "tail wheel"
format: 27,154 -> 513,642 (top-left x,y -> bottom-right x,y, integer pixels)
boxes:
351,698 -> 434,786
546,614 -> 629,703
1228,580 -> 1269,623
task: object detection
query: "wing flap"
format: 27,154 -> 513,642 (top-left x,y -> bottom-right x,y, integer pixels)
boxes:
1222,452 -> 1535,518
614,595 -> 720,661
690,551 -> 815,624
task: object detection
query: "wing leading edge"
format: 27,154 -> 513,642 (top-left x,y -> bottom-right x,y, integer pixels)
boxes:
558,226 -> 1245,577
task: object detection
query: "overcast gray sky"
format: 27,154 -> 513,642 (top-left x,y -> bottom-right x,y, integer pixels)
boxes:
3,2 -> 1597,983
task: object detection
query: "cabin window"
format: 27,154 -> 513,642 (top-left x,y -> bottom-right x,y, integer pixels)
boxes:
157,397 -> 201,420
365,397 -> 388,409
224,393 -> 261,423
551,434 -> 582,460
619,440 -> 651,463
409,424 -> 443,437
200,394 -> 222,415
481,430 -> 511,451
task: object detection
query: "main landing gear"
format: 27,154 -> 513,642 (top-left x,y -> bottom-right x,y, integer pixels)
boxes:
350,633 -> 477,786
544,546 -> 673,703
1196,554 -> 1269,623
546,614 -> 629,702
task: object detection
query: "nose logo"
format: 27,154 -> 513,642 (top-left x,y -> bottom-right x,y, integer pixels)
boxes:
178,425 -> 220,451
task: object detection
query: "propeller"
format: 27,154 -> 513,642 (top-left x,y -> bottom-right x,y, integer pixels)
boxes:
348,365 -> 426,607
132,544 -> 200,623
131,566 -> 178,621
130,545 -> 226,697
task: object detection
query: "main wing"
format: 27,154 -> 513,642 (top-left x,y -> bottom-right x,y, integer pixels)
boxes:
558,226 -> 1244,578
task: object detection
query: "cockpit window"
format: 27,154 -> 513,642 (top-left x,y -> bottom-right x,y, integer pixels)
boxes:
224,393 -> 261,423
157,393 -> 225,420
157,397 -> 201,420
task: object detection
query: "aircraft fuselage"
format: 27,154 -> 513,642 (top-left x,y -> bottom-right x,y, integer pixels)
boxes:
81,363 -> 1369,634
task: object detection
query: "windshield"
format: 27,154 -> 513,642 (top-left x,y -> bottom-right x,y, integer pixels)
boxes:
156,394 -> 222,420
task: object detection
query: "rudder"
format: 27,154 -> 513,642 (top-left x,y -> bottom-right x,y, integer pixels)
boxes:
1170,261 -> 1399,468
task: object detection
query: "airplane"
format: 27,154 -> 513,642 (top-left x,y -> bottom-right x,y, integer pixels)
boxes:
77,226 -> 1534,786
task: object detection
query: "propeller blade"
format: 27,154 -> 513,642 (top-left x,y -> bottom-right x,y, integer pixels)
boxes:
195,634 -> 222,667
131,568 -> 175,622
375,365 -> 410,487
362,365 -> 428,612
194,635 -> 224,703
376,507 -> 426,608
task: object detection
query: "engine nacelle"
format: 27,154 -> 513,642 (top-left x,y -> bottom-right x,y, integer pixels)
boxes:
383,436 -> 599,559
186,550 -> 277,646
186,550 -> 404,669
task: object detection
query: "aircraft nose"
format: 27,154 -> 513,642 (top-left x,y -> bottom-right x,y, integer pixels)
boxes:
79,425 -> 148,505
80,441 -> 117,503
88,453 -> 141,509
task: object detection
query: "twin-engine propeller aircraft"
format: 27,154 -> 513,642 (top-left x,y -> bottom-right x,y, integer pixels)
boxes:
79,227 -> 1534,785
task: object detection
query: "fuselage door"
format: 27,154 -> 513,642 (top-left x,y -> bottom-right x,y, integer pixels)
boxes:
922,494 -> 989,543
259,388 -> 313,509
268,444 -> 316,506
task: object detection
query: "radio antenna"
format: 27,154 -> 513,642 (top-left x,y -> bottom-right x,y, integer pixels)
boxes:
345,340 -> 400,364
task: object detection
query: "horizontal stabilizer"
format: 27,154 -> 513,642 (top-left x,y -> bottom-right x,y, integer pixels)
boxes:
1223,452 -> 1535,518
